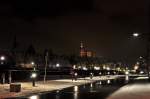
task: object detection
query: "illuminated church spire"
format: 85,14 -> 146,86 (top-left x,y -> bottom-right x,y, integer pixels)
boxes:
80,41 -> 86,57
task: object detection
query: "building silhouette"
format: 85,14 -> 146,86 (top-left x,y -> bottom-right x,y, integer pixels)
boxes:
80,41 -> 95,57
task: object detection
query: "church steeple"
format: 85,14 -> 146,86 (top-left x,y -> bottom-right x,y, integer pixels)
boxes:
80,41 -> 86,57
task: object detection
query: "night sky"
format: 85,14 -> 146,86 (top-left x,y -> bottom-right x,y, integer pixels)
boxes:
0,0 -> 150,63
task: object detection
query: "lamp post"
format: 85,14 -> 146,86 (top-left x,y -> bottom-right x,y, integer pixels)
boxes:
133,32 -> 150,80
0,56 -> 5,84
0,56 -> 5,65
31,72 -> 37,87
31,62 -> 37,87
44,51 -> 48,83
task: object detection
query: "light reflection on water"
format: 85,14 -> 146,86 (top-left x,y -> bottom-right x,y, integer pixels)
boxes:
74,91 -> 78,99
27,78 -> 126,99
107,80 -> 111,84
125,75 -> 129,83
74,86 -> 78,92
90,83 -> 93,88
29,95 -> 40,99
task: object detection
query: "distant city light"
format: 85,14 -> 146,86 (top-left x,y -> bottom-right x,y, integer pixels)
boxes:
125,71 -> 129,75
83,67 -> 88,71
107,72 -> 110,75
106,67 -> 110,70
140,56 -> 143,59
73,65 -> 76,69
134,66 -> 139,70
94,66 -> 100,70
140,71 -> 144,74
56,63 -> 60,67
136,62 -> 140,65
133,33 -> 139,37
74,73 -> 78,76
103,65 -> 106,69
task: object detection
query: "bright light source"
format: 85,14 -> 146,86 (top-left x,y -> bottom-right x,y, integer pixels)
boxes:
74,86 -> 78,92
83,67 -> 88,71
73,65 -> 76,69
107,67 -> 110,70
133,33 -> 139,37
94,66 -> 100,70
140,71 -> 144,74
29,95 -> 39,99
125,71 -> 129,75
0,56 -> 5,61
31,62 -> 35,65
31,73 -> 37,78
134,66 -> 139,70
103,65 -> 106,69
90,83 -> 93,88
140,56 -> 143,59
56,63 -> 60,67
74,73 -> 78,76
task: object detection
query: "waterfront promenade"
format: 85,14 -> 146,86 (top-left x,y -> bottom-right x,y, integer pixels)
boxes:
0,76 -> 118,98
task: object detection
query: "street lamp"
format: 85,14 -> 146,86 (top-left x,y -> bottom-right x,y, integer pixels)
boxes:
0,56 -> 5,61
31,72 -> 37,87
0,56 -> 5,65
31,61 -> 37,87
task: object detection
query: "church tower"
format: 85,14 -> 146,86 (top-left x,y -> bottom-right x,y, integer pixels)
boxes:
80,41 -> 87,57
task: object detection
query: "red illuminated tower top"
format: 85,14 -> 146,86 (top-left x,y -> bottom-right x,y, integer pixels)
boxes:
80,41 -> 87,57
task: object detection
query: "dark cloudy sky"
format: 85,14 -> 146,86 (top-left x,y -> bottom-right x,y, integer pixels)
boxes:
0,0 -> 150,62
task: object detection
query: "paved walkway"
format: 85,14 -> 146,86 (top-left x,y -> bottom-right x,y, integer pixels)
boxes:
107,77 -> 150,99
0,75 -> 119,98
107,83 -> 150,99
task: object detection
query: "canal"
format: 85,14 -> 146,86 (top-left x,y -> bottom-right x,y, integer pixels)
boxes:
21,77 -> 127,99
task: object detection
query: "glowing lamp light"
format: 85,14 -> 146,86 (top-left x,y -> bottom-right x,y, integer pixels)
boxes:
73,65 -> 76,69
31,62 -> 35,65
107,72 -> 110,75
133,33 -> 139,37
94,66 -> 100,70
103,65 -> 106,69
83,67 -> 88,71
31,73 -> 37,78
0,56 -> 5,61
134,66 -> 139,70
106,67 -> 110,71
125,71 -> 129,75
140,71 -> 144,74
56,63 -> 60,67
74,73 -> 78,76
